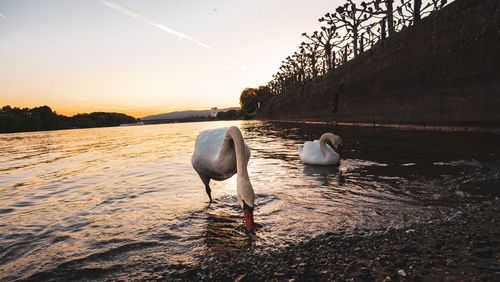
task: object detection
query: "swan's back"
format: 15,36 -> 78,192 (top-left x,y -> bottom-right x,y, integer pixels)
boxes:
192,127 -> 228,171
300,140 -> 339,165
301,140 -> 321,163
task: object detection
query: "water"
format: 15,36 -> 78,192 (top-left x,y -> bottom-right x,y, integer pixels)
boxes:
1,120 -> 498,280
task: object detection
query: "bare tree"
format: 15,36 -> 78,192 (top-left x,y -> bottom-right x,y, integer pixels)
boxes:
372,0 -> 395,35
267,0 -> 453,97
283,55 -> 301,83
321,0 -> 379,57
300,36 -> 321,79
292,48 -> 308,82
303,24 -> 342,72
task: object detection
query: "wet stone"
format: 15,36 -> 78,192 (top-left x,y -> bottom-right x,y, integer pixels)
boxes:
234,274 -> 246,282
397,269 -> 407,277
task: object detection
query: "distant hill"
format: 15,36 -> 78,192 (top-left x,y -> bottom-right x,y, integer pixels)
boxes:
141,107 -> 240,120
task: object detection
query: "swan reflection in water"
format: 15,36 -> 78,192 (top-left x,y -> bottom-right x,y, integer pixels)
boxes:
302,164 -> 345,187
200,206 -> 259,254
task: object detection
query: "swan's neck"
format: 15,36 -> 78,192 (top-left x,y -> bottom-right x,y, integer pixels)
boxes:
224,127 -> 249,179
319,134 -> 330,156
223,126 -> 255,231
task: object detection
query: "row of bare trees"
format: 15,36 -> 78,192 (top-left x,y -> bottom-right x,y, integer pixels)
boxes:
267,0 -> 450,97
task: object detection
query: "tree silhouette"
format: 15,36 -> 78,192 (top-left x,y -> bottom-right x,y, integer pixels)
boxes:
300,38 -> 321,79
321,0 -> 379,57
303,25 -> 342,72
263,0 -> 453,99
240,88 -> 258,117
292,48 -> 308,82
0,105 -> 136,133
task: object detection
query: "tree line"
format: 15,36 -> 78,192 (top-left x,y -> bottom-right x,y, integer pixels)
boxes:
0,105 -> 137,133
238,0 -> 451,115
239,86 -> 273,118
268,0 -> 449,97
238,0 -> 450,102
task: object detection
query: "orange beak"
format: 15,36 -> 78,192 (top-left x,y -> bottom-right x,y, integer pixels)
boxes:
243,209 -> 255,231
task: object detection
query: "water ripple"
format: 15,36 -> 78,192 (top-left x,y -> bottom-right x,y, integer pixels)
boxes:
0,121 -> 498,280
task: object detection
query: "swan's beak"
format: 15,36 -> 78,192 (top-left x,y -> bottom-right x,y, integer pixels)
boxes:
336,145 -> 343,157
243,208 -> 255,231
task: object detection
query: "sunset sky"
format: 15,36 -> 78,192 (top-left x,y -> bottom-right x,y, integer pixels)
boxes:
1,0 -> 341,118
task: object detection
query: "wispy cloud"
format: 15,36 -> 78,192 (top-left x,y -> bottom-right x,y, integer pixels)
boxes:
103,1 -> 211,50
0,11 -> 7,21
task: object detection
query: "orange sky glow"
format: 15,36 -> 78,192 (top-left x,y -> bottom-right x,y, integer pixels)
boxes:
0,0 -> 341,118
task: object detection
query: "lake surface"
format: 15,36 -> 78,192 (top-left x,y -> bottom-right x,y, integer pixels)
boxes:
1,120 -> 499,280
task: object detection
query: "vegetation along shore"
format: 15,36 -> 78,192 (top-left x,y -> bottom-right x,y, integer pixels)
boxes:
0,105 -> 136,133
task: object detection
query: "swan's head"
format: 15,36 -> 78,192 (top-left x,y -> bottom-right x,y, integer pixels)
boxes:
320,133 -> 344,156
237,178 -> 255,231
331,134 -> 343,156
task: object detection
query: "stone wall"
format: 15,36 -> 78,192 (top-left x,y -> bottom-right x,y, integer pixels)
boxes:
257,0 -> 500,132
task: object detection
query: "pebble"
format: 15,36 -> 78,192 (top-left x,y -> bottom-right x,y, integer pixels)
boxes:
397,269 -> 407,277
234,274 -> 246,282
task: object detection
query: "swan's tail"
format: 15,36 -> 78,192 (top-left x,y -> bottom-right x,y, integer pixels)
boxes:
297,144 -> 303,160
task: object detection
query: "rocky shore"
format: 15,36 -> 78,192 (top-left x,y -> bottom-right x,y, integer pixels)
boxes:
168,201 -> 499,281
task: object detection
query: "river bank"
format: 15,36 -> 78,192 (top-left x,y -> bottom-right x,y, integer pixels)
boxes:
167,200 -> 499,281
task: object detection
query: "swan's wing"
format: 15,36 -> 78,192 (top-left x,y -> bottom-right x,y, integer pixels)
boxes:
192,128 -> 228,172
301,140 -> 340,165
321,143 -> 340,164
325,143 -> 335,153
303,141 -> 319,154
301,141 -> 320,164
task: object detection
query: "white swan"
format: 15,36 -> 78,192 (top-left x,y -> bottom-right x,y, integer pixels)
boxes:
298,133 -> 343,165
191,126 -> 255,231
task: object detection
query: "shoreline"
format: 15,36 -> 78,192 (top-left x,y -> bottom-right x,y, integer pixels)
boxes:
257,119 -> 500,135
168,200 -> 499,281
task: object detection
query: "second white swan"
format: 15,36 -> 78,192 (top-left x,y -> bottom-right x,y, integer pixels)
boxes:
298,133 -> 343,165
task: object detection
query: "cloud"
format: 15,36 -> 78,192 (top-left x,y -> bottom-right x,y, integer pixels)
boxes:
103,1 -> 211,50
0,11 -> 7,21
240,64 -> 251,71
